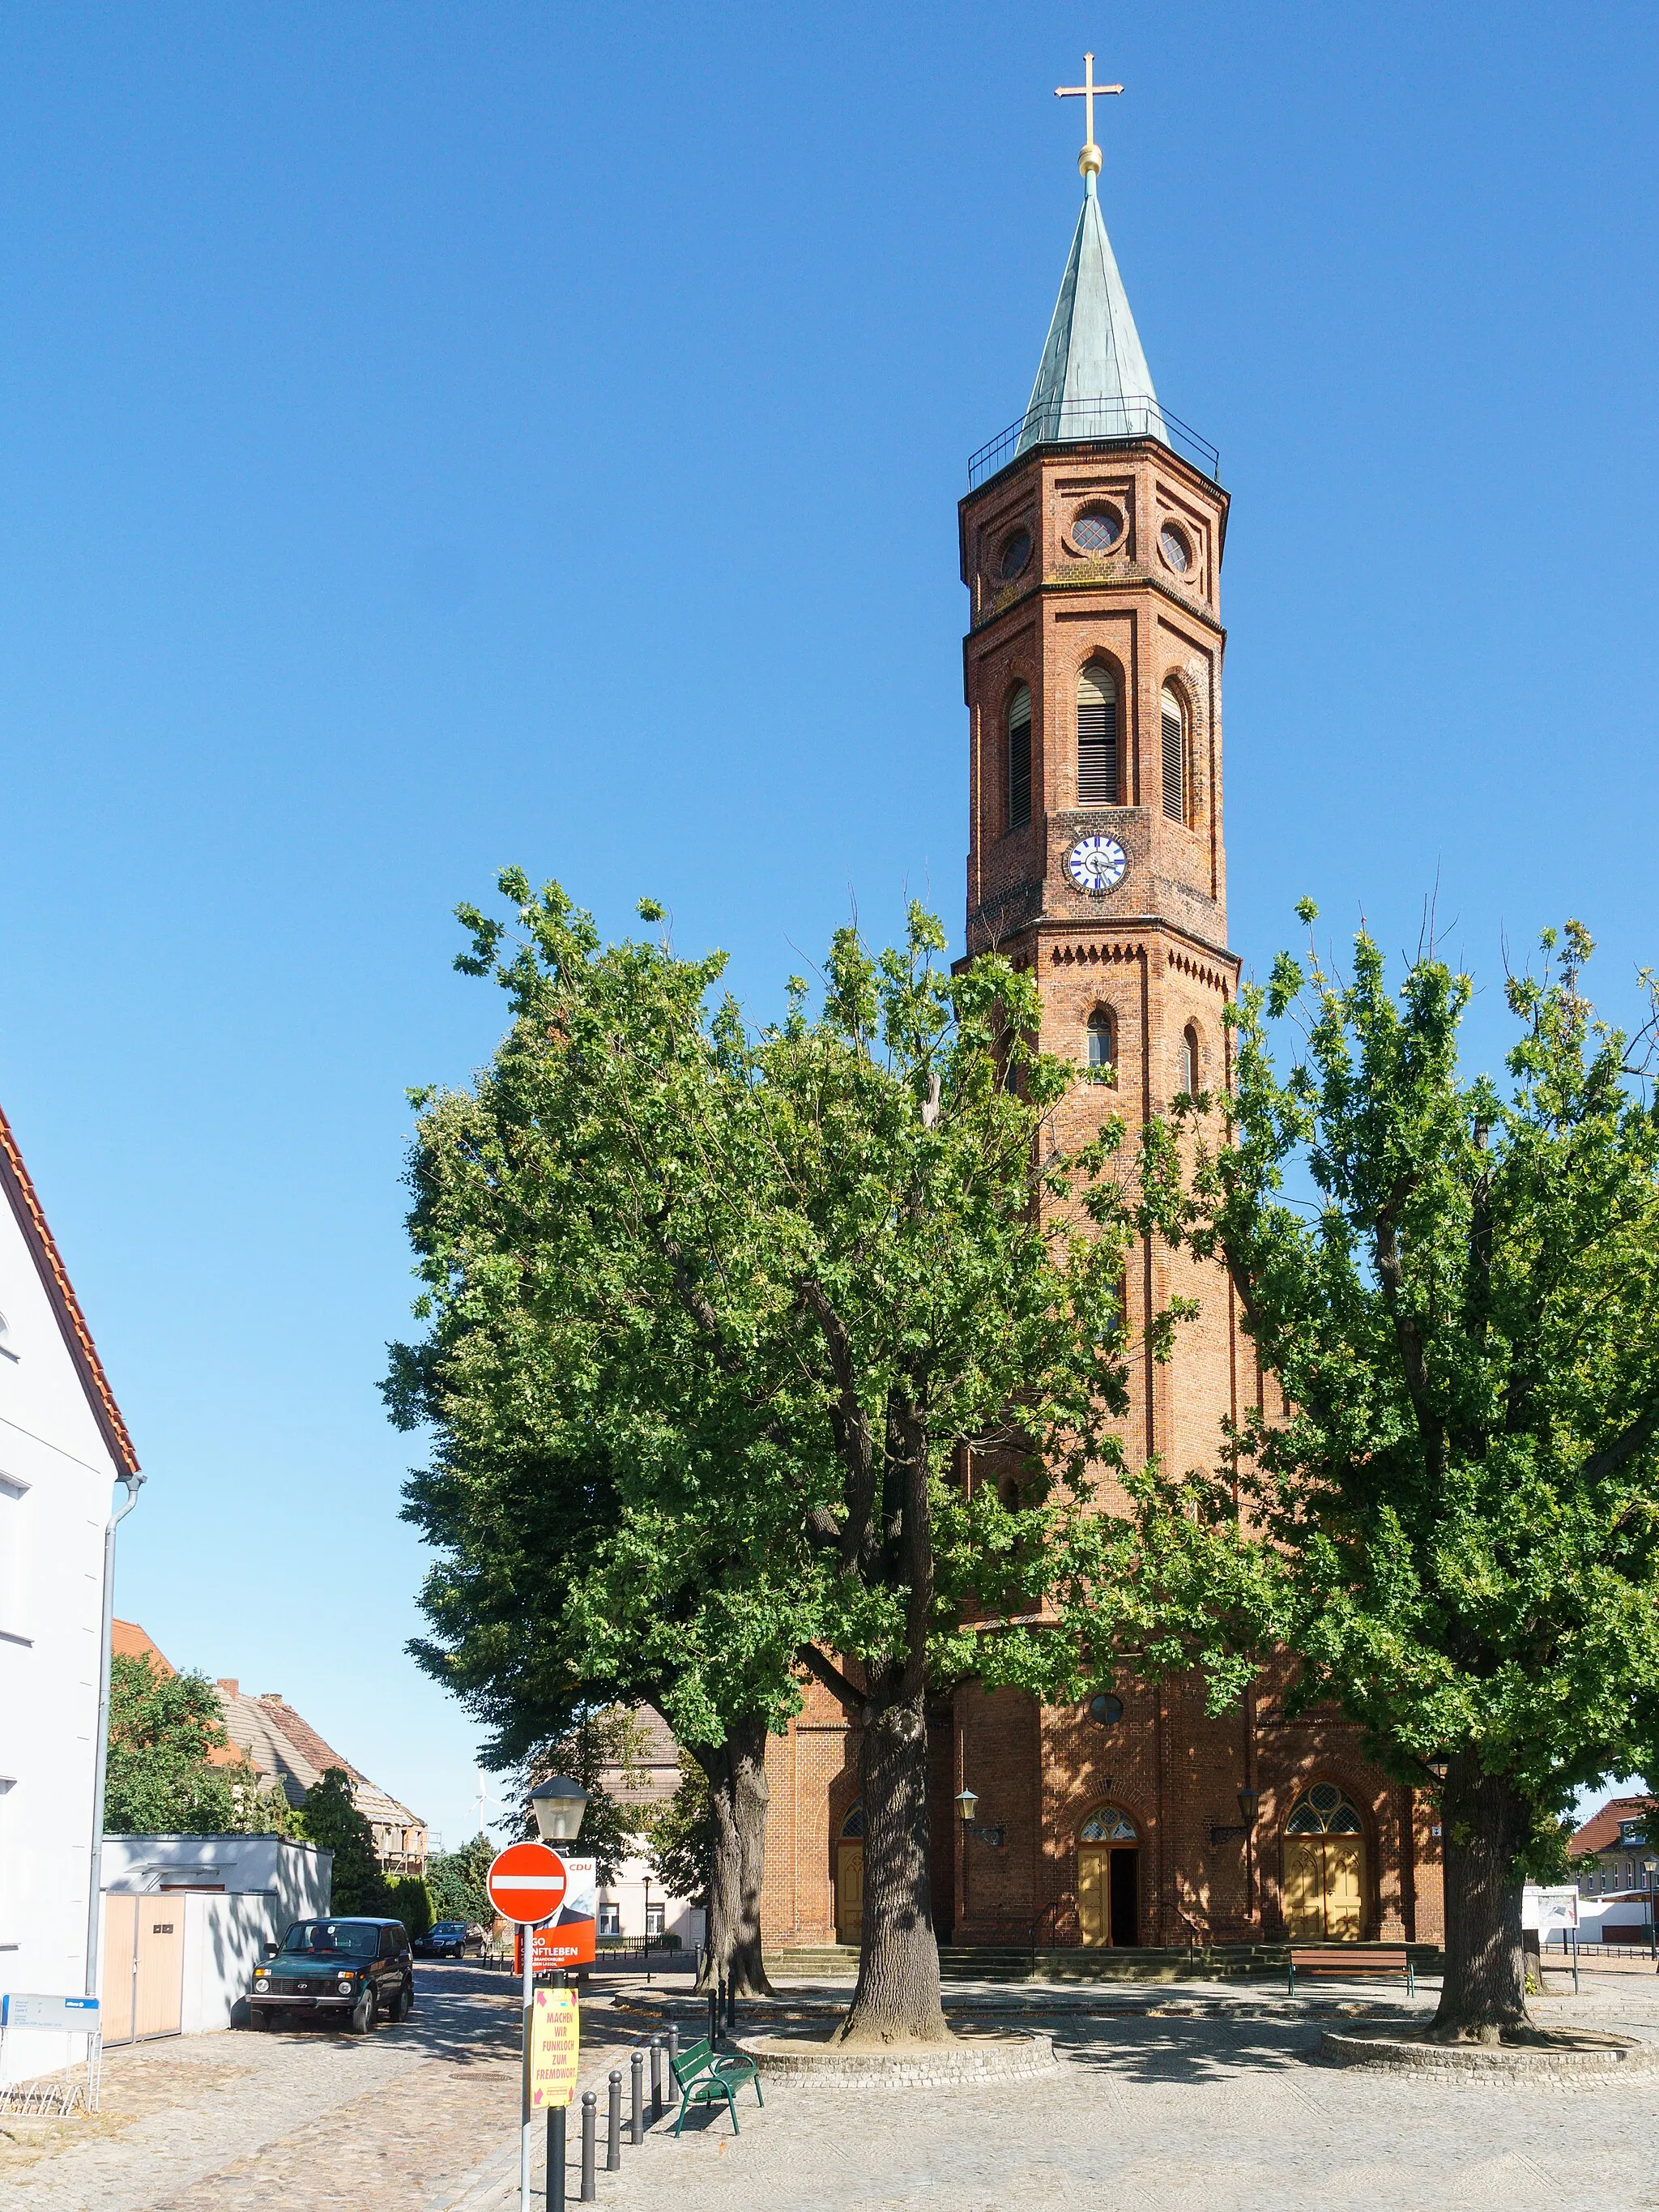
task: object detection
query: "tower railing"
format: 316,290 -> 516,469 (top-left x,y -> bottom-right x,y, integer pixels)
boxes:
968,395 -> 1220,489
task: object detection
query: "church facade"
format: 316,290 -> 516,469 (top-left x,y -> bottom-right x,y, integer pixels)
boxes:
760,109 -> 1444,1959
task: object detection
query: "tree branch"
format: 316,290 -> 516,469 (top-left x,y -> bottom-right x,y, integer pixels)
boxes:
798,1276 -> 877,1571
1582,1387 -> 1659,1488
795,1642 -> 864,1715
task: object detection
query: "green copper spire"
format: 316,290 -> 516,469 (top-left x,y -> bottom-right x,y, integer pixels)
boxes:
1019,59 -> 1166,455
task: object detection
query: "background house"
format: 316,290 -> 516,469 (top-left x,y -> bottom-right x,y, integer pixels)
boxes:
215,1680 -> 427,1875
0,1101 -> 141,2085
594,1709 -> 704,1952
1572,1796 -> 1659,1943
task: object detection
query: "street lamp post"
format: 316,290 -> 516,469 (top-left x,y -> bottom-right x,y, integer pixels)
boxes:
522,1777 -> 589,2212
1645,1858 -> 1657,1964
956,1789 -> 979,1924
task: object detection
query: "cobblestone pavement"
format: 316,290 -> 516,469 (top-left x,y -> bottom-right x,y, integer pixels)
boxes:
0,1959 -> 642,2212
466,1972 -> 1659,2212
7,1964 -> 1659,2211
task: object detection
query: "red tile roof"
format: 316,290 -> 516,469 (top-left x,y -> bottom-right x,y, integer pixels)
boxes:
1572,1796 -> 1657,1855
0,1100 -> 138,1475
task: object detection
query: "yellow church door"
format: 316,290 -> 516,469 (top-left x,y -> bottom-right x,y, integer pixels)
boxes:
1282,1784 -> 1367,1939
1078,1847 -> 1108,1946
836,1842 -> 864,1945
1322,1838 -> 1363,1938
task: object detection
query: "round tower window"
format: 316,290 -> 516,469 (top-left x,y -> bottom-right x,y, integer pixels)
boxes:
1087,1693 -> 1124,1726
1158,523 -> 1192,575
998,528 -> 1033,581
1073,506 -> 1122,553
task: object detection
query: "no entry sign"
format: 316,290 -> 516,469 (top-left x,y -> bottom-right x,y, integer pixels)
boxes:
487,1840 -> 568,1925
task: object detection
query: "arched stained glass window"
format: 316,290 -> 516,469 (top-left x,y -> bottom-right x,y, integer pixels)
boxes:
1183,1024 -> 1200,1098
1077,664 -> 1118,805
1006,683 -> 1032,831
1080,1806 -> 1137,1843
840,1804 -> 864,1839
1087,1009 -> 1115,1072
1285,1782 -> 1363,1835
1161,686 -> 1188,825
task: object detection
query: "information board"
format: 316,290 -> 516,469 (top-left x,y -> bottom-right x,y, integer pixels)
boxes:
1,1994 -> 100,2031
528,1987 -> 580,2111
510,1855 -> 597,1971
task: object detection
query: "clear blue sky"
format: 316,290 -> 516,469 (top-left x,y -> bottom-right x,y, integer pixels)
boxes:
2,3 -> 1653,1851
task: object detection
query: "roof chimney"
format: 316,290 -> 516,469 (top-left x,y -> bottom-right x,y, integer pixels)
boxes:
216,1679 -> 239,1699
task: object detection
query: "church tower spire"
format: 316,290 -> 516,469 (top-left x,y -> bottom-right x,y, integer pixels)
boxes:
957,58 -> 1239,1492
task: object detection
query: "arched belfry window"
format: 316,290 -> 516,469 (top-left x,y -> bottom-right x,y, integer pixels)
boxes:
1161,685 -> 1188,825
1183,1024 -> 1200,1097
1077,664 -> 1118,805
1006,683 -> 1032,831
1087,1009 -> 1115,1073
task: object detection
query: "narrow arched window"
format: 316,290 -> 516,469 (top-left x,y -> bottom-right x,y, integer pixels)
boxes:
1077,664 -> 1118,805
1006,683 -> 1032,831
1161,685 -> 1187,825
1087,1009 -> 1115,1073
1183,1023 -> 1200,1097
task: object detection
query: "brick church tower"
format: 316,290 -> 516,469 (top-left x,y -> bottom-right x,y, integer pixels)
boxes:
760,81 -> 1442,1962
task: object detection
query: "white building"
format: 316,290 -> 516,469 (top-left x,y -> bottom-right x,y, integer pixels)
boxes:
595,1709 -> 706,1955
0,1101 -> 141,2084
100,1835 -> 331,2036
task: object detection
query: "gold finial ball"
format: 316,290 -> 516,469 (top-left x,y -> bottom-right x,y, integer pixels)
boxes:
1078,141 -> 1102,177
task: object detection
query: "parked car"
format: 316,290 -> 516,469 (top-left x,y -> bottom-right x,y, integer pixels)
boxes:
416,1918 -> 475,1958
249,1918 -> 414,2032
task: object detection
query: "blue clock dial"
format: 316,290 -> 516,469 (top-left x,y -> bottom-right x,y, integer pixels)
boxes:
1067,835 -> 1127,894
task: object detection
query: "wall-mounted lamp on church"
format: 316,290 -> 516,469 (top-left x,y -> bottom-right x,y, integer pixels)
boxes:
955,1788 -> 1006,1850
1209,1787 -> 1261,1847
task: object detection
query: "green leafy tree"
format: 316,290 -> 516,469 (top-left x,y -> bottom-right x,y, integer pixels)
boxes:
390,876 -> 1139,2042
507,1709 -> 649,1885
295,1768 -> 388,1915
104,1655 -> 238,1834
1121,913 -> 1659,2041
644,1753 -> 713,1911
385,1875 -> 433,1940
427,1835 -> 497,1926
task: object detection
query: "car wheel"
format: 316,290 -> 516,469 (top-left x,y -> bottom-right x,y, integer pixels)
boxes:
346,1985 -> 376,2035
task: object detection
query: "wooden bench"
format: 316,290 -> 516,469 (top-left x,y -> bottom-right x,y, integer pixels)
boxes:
1287,1945 -> 1415,1997
670,2036 -> 764,2137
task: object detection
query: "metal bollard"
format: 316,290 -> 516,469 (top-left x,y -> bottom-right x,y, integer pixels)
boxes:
630,2046 -> 645,2144
607,2069 -> 622,2171
650,2036 -> 663,2123
580,2090 -> 597,2202
707,1980 -> 719,2048
667,2023 -> 680,2107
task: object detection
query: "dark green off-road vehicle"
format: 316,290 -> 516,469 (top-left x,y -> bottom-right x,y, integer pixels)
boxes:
249,1917 -> 414,2032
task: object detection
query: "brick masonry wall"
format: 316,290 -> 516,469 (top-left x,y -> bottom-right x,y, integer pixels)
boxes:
760,435 -> 1443,1960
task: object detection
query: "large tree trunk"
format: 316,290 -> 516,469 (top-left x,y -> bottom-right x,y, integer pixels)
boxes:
695,1717 -> 774,1997
1430,1751 -> 1532,2042
838,1689 -> 949,2044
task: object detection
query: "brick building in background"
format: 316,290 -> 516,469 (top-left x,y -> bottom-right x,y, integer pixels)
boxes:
759,112 -> 1443,1960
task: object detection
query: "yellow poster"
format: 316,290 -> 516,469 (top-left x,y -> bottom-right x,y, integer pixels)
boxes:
529,1988 -> 580,2111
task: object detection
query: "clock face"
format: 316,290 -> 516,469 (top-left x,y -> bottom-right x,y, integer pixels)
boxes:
1067,835 -> 1127,894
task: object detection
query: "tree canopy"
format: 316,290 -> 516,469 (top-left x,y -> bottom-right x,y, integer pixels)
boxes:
104,1655 -> 239,1834
1119,912 -> 1659,2038
389,874 -> 1145,2039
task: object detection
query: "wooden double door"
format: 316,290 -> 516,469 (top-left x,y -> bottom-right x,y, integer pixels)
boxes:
835,1843 -> 864,1945
1077,1845 -> 1138,1947
101,1895 -> 185,2043
1282,1835 -> 1364,1940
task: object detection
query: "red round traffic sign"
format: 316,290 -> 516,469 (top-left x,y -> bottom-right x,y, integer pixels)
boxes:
486,1840 -> 569,1925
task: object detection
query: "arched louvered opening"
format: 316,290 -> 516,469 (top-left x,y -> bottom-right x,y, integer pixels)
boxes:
1006,682 -> 1032,831
1087,1008 -> 1115,1074
1183,1024 -> 1200,1098
1161,685 -> 1188,825
1077,663 -> 1118,805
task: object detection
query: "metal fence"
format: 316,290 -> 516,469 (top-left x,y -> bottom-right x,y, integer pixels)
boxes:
967,396 -> 1221,489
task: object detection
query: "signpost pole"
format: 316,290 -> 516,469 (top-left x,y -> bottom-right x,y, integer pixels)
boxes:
519,1922 -> 538,2212
546,1970 -> 567,2212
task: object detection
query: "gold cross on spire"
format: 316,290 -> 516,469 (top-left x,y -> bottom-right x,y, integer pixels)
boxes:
1055,52 -> 1123,180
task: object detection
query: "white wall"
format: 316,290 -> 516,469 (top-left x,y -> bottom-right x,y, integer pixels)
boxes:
103,1834 -> 332,1926
596,1846 -> 704,1952
0,1188 -> 126,2085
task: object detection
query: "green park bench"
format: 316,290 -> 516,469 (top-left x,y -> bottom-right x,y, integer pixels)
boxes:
1287,1944 -> 1416,1997
669,2036 -> 764,2137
